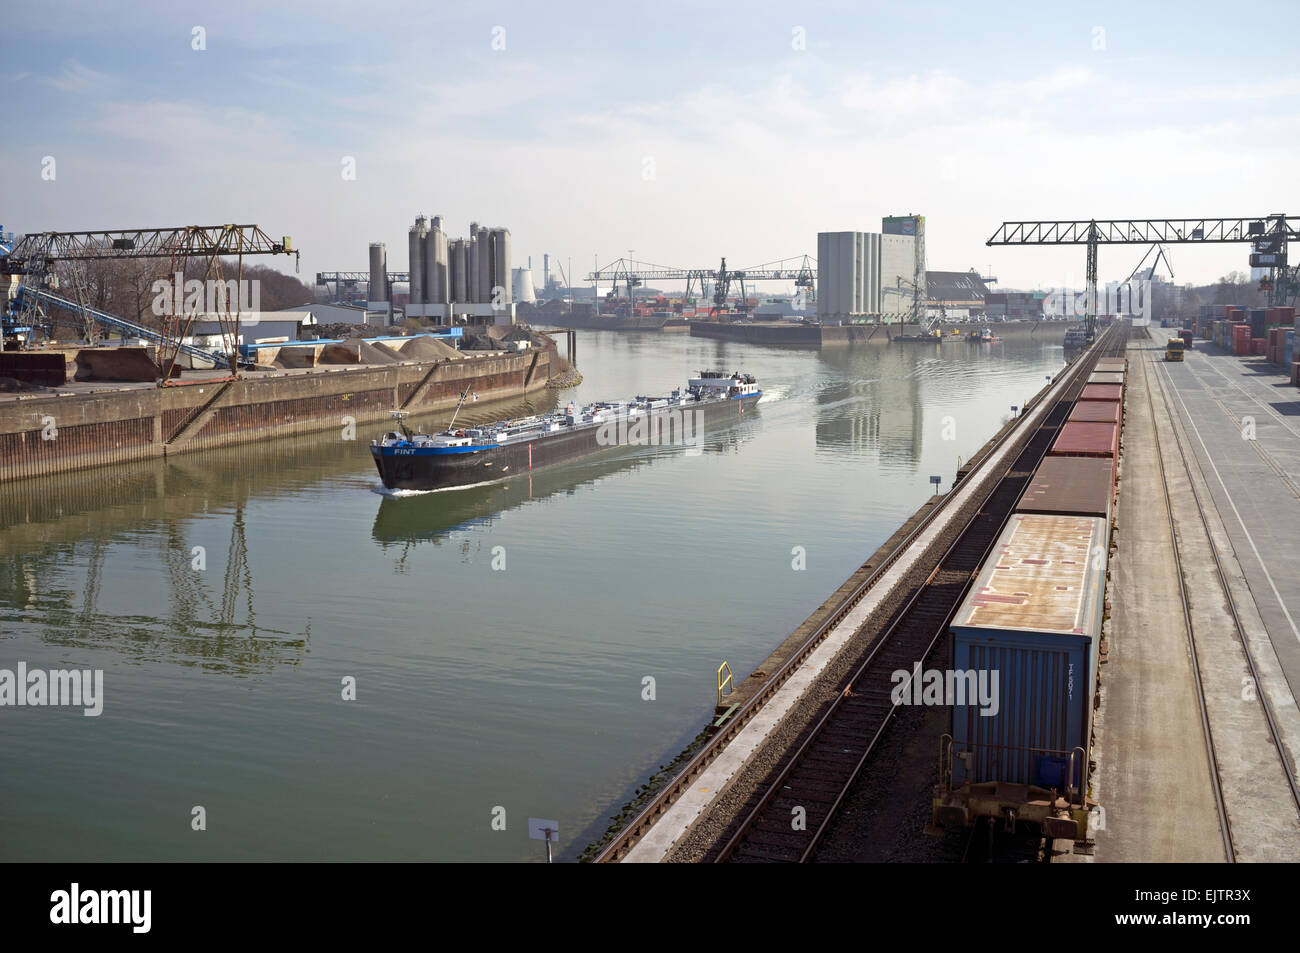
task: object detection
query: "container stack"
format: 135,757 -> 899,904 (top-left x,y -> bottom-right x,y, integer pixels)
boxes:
1232,322 -> 1252,356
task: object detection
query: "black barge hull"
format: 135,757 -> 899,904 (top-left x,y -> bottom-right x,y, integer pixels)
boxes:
372,394 -> 761,491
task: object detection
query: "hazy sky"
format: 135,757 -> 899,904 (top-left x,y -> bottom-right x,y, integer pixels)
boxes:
3,0 -> 1296,292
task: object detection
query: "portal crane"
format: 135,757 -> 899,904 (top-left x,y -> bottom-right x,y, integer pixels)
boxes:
2,224 -> 299,383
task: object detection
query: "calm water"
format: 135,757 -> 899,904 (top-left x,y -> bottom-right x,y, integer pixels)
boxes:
0,329 -> 1066,861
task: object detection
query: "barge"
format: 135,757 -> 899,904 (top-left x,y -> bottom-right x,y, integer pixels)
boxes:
371,371 -> 761,491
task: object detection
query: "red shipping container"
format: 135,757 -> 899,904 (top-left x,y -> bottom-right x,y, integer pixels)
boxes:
1051,421 -> 1119,458
1079,383 -> 1123,402
1293,363 -> 1300,386
1069,400 -> 1121,424
1253,338 -> 1266,355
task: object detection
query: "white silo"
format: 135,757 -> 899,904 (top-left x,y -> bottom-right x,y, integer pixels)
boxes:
512,267 -> 535,303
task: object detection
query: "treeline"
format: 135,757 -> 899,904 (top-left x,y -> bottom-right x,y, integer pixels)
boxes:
1171,271 -> 1271,322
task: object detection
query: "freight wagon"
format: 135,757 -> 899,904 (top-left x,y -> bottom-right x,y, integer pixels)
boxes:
931,513 -> 1108,842
1078,383 -> 1122,402
1050,420 -> 1119,459
1016,456 -> 1114,520
1087,371 -> 1125,386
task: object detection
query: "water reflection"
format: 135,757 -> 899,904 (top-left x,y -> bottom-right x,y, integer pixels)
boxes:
813,346 -> 925,464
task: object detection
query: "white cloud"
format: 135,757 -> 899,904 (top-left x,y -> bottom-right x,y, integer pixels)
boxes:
44,60 -> 114,95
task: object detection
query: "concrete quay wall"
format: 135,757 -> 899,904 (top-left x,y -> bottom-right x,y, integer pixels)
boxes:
0,346 -> 556,483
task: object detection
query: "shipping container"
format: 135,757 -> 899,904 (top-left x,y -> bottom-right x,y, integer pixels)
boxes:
1088,371 -> 1125,385
1068,400 -> 1121,424
1249,309 -> 1268,338
1016,457 -> 1114,519
1079,383 -> 1123,402
1095,358 -> 1127,373
1050,420 -> 1119,458
950,513 -> 1107,788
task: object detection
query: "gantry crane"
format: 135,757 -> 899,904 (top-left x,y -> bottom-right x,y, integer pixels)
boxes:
586,254 -> 816,317
988,214 -> 1300,341
2,224 -> 299,383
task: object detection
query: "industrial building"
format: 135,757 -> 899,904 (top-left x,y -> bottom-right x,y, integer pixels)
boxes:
816,215 -> 927,324
369,217 -> 514,325
925,270 -> 992,320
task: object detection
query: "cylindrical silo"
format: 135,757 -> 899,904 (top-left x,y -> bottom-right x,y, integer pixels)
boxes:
470,222 -> 486,301
368,242 -> 387,305
423,220 -> 438,309
408,220 -> 425,315
450,239 -> 468,304
512,267 -> 535,303
492,228 -> 511,305
434,228 -> 448,309
476,225 -> 492,304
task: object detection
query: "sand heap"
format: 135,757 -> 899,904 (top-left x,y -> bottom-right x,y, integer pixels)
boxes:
393,336 -> 464,361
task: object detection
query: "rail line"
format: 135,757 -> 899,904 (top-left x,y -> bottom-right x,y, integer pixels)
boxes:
1147,347 -> 1300,860
711,323 -> 1128,863
591,329 -> 1113,862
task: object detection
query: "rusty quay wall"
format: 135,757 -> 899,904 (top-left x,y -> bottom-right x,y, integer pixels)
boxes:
0,346 -> 556,484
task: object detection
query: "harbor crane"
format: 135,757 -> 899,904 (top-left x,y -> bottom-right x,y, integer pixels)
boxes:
988,214 -> 1300,341
586,255 -> 816,317
2,224 -> 299,383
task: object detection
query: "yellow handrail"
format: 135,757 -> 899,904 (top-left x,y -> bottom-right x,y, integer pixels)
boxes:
716,661 -> 734,706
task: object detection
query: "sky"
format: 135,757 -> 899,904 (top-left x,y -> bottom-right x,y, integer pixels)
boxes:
2,0 -> 1297,293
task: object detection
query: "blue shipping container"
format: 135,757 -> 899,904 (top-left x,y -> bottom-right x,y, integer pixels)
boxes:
950,513 -> 1107,791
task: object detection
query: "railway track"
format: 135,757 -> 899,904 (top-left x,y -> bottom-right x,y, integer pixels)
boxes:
1146,348 -> 1300,862
590,333 -> 1100,863
710,322 -> 1129,863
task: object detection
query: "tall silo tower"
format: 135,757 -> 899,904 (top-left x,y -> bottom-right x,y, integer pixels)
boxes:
368,242 -> 388,311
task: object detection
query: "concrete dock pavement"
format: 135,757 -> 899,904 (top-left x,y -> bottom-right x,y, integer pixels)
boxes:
1159,342 -> 1300,701
1077,337 -> 1300,863
1078,345 -> 1225,863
